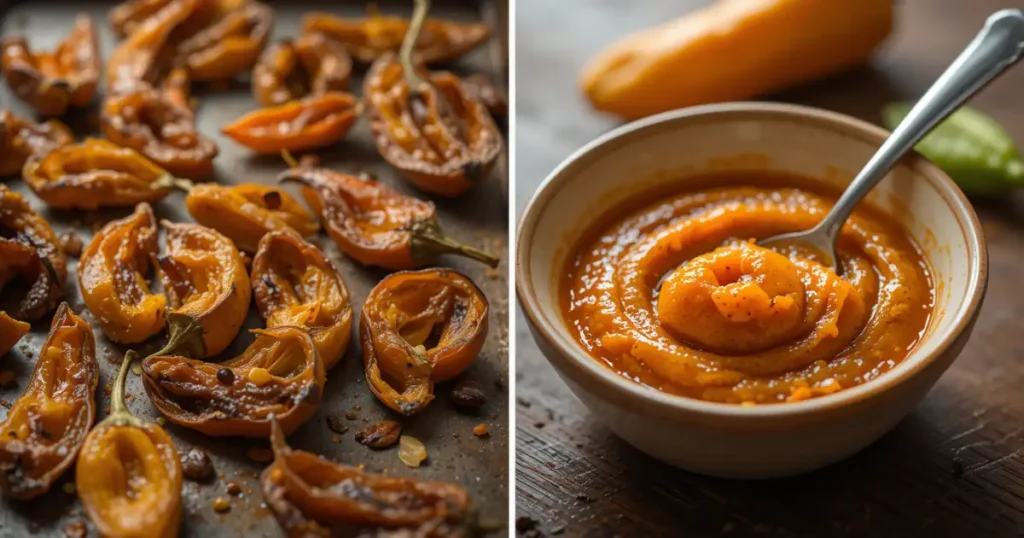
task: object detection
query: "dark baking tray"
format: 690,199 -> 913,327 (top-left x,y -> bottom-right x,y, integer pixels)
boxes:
0,1 -> 509,536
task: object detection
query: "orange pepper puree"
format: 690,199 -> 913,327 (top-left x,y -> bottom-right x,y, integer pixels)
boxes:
561,173 -> 934,404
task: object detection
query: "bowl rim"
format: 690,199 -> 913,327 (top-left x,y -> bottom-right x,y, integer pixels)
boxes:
515,101 -> 988,422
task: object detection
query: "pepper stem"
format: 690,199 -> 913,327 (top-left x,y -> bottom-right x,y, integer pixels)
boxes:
398,0 -> 431,92
409,219 -> 499,268
153,173 -> 195,193
103,350 -> 144,427
281,149 -> 299,169
149,312 -> 206,359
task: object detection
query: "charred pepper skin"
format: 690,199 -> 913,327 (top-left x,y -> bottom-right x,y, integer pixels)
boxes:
261,417 -> 473,537
0,13 -> 100,116
251,230 -> 353,370
78,203 -> 166,344
361,269 -> 489,416
0,185 -> 68,321
0,304 -> 98,500
142,326 -> 324,438
281,165 -> 498,270
365,52 -> 502,197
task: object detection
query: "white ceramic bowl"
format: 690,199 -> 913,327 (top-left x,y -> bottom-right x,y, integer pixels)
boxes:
516,102 -> 988,478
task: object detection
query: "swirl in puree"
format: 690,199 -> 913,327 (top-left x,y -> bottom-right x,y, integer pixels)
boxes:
561,174 -> 933,404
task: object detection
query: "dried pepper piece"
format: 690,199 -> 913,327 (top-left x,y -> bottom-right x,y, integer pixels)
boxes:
183,182 -> 319,253
0,185 -> 67,321
0,304 -> 98,499
110,0 -> 176,39
282,165 -> 497,270
365,52 -> 501,197
106,0 -> 199,94
175,1 -> 272,82
253,32 -> 352,107
155,220 -> 251,359
261,417 -> 472,537
252,231 -> 352,370
0,14 -> 100,116
461,74 -> 507,117
302,11 -> 489,64
142,326 -> 323,437
361,269 -> 488,415
23,139 -> 175,210
222,92 -> 360,154
77,351 -> 182,538
0,312 -> 29,357
78,203 -> 166,344
0,111 -> 73,177
103,84 -> 219,180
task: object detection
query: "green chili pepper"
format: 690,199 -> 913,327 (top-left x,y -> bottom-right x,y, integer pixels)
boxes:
882,102 -> 1024,196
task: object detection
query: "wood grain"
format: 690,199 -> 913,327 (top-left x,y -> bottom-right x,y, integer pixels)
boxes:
514,1 -> 1024,536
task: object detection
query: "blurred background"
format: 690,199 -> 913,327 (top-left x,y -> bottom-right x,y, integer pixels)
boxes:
514,1 -> 1024,536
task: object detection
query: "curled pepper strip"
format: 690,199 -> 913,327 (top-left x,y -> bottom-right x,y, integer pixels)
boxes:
78,203 -> 166,344
0,312 -> 29,357
0,185 -> 67,321
106,0 -> 199,95
361,269 -> 488,416
222,92 -> 360,154
365,52 -> 501,197
155,220 -> 251,359
0,111 -> 74,177
23,139 -> 175,210
252,231 -> 353,370
0,304 -> 98,499
103,85 -> 219,180
142,326 -> 324,437
282,165 -> 498,270
77,351 -> 182,538
183,182 -> 319,253
175,1 -> 272,82
301,10 -> 489,64
0,13 -> 100,116
110,0 -> 174,39
262,417 -> 472,537
254,32 -> 353,107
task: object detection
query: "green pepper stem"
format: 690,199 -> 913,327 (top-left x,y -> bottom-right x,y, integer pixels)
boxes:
398,0 -> 430,92
110,350 -> 136,418
281,149 -> 299,169
148,313 -> 206,359
409,219 -> 499,268
154,173 -> 195,193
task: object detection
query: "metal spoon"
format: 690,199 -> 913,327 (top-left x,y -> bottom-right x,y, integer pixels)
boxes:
759,9 -> 1024,270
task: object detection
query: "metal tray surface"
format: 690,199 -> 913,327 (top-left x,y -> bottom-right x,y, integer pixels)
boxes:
0,1 -> 509,536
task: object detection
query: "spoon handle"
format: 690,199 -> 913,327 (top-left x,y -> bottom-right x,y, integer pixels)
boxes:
820,8 -> 1024,240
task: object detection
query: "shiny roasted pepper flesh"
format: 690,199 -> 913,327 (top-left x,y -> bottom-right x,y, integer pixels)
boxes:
23,139 -> 175,210
0,185 -> 68,321
0,304 -> 98,499
0,311 -> 29,357
261,417 -> 473,536
222,92 -> 360,154
156,220 -> 251,359
142,326 -> 324,437
252,230 -> 353,370
77,350 -> 183,538
301,11 -> 490,64
78,203 -> 166,344
361,269 -> 488,415
0,13 -> 100,116
185,182 -> 319,253
0,111 -> 73,177
175,1 -> 272,82
253,32 -> 352,107
365,52 -> 501,197
282,165 -> 498,270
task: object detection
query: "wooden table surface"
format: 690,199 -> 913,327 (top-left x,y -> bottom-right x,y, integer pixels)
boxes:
514,1 -> 1024,536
